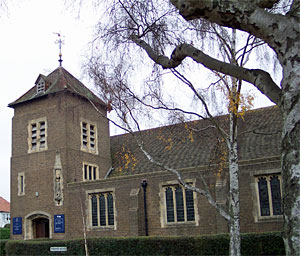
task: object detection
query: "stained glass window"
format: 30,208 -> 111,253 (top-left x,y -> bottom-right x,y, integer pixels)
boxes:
270,176 -> 282,215
175,187 -> 184,222
185,189 -> 195,221
258,177 -> 270,216
257,175 -> 282,217
90,192 -> 115,228
164,185 -> 195,223
91,195 -> 98,226
99,194 -> 106,226
165,187 -> 174,223
107,193 -> 114,225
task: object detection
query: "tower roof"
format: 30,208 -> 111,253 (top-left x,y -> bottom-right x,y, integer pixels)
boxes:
8,67 -> 107,109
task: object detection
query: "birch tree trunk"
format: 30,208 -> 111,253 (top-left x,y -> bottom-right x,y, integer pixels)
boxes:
281,62 -> 300,256
228,110 -> 240,256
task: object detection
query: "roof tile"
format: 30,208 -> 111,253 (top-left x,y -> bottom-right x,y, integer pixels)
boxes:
0,197 -> 10,212
8,67 -> 107,108
110,106 -> 281,177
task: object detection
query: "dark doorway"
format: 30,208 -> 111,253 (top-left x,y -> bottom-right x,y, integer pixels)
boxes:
33,218 -> 49,238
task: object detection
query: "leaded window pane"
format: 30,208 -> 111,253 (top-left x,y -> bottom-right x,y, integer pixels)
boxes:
258,178 -> 270,216
93,167 -> 97,180
270,176 -> 282,215
91,195 -> 98,226
107,193 -> 114,225
165,187 -> 174,222
89,166 -> 92,180
84,165 -> 88,180
185,189 -> 195,221
175,187 -> 184,222
20,175 -> 24,194
99,194 -> 106,226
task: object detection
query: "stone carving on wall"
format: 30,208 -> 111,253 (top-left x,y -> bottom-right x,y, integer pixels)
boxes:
53,150 -> 63,206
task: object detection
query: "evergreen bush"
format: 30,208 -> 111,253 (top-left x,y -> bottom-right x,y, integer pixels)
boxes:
5,232 -> 284,255
0,239 -> 9,255
0,228 -> 10,239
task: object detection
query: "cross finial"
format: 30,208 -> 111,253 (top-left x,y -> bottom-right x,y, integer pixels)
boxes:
54,32 -> 64,67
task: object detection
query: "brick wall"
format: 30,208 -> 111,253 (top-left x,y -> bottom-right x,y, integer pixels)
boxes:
10,90 -> 282,240
10,91 -> 111,240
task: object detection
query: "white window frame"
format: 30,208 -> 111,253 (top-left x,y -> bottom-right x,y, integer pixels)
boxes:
27,117 -> 48,153
80,120 -> 98,154
159,180 -> 199,227
83,162 -> 99,181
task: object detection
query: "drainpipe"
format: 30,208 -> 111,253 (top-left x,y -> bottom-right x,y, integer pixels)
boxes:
141,179 -> 148,236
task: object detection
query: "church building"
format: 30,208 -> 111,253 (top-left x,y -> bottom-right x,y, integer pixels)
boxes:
9,66 -> 283,240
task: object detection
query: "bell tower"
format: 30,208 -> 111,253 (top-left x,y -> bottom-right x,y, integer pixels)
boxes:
9,66 -> 111,240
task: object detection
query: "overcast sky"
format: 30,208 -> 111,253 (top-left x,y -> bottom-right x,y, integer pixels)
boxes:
0,1 -> 275,203
0,0 -> 100,201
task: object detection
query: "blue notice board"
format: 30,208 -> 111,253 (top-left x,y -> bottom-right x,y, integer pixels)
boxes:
54,214 -> 65,233
13,217 -> 22,235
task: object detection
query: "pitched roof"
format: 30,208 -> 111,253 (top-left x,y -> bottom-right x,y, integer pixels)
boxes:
8,67 -> 107,109
110,106 -> 281,177
0,197 -> 10,213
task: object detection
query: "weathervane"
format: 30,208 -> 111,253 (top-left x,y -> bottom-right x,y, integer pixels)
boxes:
54,32 -> 64,67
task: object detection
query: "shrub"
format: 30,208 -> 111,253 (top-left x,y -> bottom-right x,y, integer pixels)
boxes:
6,239 -> 85,256
5,232 -> 285,255
0,228 -> 10,239
0,239 -> 9,256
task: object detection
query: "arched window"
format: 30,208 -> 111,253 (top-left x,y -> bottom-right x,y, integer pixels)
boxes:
257,175 -> 282,217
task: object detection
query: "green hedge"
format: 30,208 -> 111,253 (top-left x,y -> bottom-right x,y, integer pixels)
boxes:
0,228 -> 10,239
5,232 -> 285,255
1,239 -> 9,255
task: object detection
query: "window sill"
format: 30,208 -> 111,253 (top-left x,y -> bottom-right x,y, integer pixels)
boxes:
163,221 -> 197,227
255,215 -> 283,223
80,148 -> 98,155
28,148 -> 48,154
88,226 -> 116,231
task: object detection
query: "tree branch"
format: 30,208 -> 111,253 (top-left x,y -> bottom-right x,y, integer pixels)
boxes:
287,0 -> 300,17
169,0 -> 293,55
136,139 -> 231,221
131,35 -> 281,105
